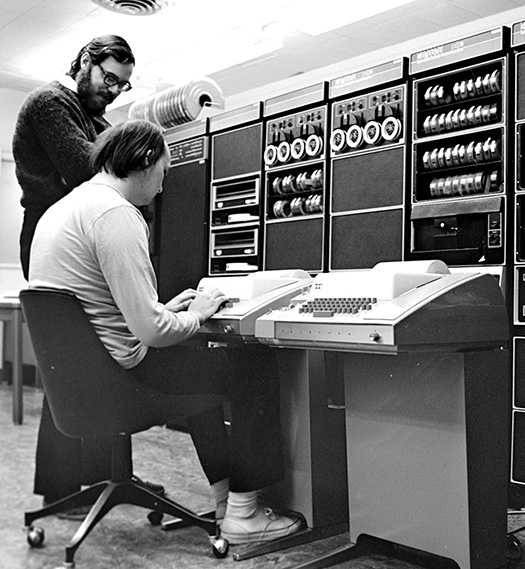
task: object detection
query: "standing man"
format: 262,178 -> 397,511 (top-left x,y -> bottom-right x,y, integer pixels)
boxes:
12,35 -> 163,517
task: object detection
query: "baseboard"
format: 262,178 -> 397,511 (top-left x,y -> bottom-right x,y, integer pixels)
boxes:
0,362 -> 40,387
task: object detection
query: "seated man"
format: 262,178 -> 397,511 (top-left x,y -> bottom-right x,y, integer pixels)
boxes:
28,118 -> 302,545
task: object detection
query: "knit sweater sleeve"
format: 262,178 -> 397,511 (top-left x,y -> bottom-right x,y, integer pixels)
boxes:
13,83 -> 102,208
28,85 -> 99,189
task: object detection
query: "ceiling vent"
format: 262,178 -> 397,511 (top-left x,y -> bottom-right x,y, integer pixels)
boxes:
91,0 -> 172,16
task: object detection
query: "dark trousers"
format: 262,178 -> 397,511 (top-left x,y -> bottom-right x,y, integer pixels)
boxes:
129,344 -> 284,493
20,206 -> 45,282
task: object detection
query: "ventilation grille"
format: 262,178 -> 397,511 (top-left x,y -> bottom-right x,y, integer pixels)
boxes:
91,0 -> 171,16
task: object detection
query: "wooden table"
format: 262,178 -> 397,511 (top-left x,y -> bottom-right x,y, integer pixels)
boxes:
0,292 -> 23,424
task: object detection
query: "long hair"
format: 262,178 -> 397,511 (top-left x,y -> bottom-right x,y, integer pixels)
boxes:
91,120 -> 166,178
67,35 -> 135,79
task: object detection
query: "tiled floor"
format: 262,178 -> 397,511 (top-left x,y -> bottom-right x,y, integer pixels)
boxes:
1,384 -> 523,569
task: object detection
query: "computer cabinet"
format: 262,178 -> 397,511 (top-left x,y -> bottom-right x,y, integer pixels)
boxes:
263,83 -> 328,273
209,104 -> 264,275
409,29 -> 509,270
155,120 -> 210,302
328,58 -> 409,270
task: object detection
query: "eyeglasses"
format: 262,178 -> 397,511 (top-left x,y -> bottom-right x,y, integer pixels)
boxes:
95,63 -> 132,92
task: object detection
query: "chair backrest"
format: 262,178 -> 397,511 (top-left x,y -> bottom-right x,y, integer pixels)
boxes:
20,288 -> 166,439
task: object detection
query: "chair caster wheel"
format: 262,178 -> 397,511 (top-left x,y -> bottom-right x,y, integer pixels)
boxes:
147,511 -> 163,526
211,535 -> 229,558
27,526 -> 45,548
508,535 -> 523,562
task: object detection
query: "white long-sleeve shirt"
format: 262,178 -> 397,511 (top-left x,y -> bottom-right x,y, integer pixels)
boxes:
29,181 -> 201,369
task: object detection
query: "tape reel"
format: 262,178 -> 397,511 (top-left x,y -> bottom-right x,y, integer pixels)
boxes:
264,145 -> 279,167
305,194 -> 323,213
430,170 -> 493,199
128,77 -> 224,128
305,134 -> 323,157
330,129 -> 347,152
290,197 -> 307,216
291,138 -> 307,160
281,174 -> 297,193
381,116 -> 402,141
346,125 -> 364,148
273,200 -> 292,218
363,121 -> 382,145
277,141 -> 291,163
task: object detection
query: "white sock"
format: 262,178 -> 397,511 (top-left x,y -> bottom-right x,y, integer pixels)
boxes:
225,490 -> 259,519
211,478 -> 229,521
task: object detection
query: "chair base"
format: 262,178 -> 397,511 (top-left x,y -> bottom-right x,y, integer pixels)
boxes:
25,479 -> 228,566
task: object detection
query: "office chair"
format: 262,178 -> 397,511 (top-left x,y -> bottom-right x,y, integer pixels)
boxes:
20,287 -> 229,567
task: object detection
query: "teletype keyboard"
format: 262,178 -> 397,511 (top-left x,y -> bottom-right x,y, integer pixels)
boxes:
195,269 -> 312,343
255,260 -> 509,354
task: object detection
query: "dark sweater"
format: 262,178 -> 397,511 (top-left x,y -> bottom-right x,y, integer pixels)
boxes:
12,80 -> 110,211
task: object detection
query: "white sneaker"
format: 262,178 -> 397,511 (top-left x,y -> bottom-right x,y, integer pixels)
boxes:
220,506 -> 302,544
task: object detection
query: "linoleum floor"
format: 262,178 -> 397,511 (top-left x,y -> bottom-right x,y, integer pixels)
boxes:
1,385 -> 524,569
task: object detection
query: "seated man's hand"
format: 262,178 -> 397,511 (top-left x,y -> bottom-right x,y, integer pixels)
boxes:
164,289 -> 198,313
188,287 -> 228,325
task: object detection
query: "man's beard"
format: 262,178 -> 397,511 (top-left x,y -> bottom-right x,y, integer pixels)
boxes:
76,66 -> 115,116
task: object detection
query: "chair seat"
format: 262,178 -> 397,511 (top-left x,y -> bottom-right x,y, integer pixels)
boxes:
20,288 -> 230,564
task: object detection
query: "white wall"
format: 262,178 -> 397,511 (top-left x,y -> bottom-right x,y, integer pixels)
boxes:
0,88 -> 27,291
0,88 -> 33,368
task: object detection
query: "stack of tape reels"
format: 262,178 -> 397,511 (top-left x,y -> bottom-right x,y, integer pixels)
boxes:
128,78 -> 225,128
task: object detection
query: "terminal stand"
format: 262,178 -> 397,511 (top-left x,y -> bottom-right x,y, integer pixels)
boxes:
162,349 -> 349,561
234,349 -> 349,561
292,347 -> 509,569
